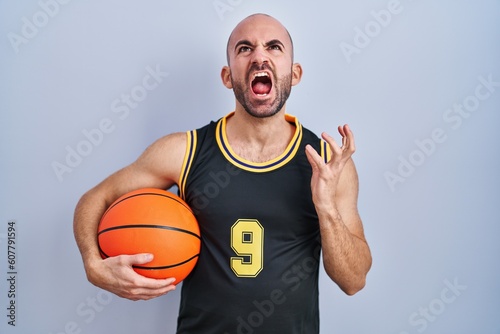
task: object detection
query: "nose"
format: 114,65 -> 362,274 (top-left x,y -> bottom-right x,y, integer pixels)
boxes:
250,46 -> 269,65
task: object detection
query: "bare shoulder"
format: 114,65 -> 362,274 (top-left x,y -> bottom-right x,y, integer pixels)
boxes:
139,132 -> 187,160
132,132 -> 187,187
82,132 -> 188,210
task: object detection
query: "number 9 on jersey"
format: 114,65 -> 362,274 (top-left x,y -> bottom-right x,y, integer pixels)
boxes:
230,219 -> 264,277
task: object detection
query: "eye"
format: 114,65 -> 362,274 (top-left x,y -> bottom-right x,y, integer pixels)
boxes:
238,46 -> 252,53
269,44 -> 282,51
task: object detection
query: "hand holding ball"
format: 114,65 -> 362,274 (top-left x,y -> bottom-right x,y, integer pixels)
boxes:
98,188 -> 200,284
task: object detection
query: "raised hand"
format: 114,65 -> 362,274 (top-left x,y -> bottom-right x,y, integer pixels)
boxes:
305,124 -> 356,212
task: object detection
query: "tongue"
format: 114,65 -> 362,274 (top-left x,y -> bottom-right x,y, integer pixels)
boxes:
252,82 -> 272,95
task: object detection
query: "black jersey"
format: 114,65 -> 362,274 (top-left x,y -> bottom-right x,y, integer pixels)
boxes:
176,113 -> 331,334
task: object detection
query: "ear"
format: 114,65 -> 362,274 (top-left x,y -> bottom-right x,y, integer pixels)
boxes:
291,63 -> 303,86
221,66 -> 233,89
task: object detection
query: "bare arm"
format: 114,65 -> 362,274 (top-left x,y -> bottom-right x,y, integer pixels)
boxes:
305,125 -> 372,295
73,132 -> 187,300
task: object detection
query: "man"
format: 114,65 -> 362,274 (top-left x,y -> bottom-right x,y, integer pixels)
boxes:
74,13 -> 372,333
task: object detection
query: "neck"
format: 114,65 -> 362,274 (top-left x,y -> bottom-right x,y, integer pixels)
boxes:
225,107 -> 296,162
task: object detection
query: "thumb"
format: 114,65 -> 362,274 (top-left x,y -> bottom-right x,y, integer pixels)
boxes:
125,253 -> 154,265
305,144 -> 322,170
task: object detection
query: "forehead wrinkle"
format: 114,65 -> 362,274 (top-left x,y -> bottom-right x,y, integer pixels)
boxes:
233,38 -> 286,51
226,15 -> 294,64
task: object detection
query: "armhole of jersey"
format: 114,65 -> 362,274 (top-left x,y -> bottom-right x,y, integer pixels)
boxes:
320,139 -> 331,163
178,130 -> 197,200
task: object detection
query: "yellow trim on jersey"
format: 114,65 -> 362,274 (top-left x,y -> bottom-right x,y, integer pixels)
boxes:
216,112 -> 303,173
320,140 -> 332,163
178,130 -> 197,200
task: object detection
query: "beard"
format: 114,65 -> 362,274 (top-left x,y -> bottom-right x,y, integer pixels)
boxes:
231,66 -> 293,118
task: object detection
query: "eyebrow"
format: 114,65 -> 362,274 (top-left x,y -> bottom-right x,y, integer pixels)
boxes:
234,39 -> 286,52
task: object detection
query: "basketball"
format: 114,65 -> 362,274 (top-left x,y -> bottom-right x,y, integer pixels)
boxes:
97,188 -> 200,283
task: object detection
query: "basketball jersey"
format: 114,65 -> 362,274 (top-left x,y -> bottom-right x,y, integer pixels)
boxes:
176,112 -> 331,334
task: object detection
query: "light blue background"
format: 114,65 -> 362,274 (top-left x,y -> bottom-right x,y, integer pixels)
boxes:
1,0 -> 499,333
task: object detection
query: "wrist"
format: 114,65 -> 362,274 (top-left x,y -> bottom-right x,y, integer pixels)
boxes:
83,253 -> 104,283
315,203 -> 340,221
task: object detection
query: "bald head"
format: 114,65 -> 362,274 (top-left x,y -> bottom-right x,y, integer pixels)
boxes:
226,13 -> 294,65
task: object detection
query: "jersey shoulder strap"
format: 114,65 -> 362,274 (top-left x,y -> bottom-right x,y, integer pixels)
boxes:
178,121 -> 217,199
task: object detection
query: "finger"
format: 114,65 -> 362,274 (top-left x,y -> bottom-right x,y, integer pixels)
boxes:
115,254 -> 176,289
305,144 -> 324,169
126,284 -> 177,301
124,275 -> 177,300
125,268 -> 177,289
338,125 -> 346,138
336,125 -> 355,152
124,253 -> 154,266
137,276 -> 176,289
340,126 -> 349,149
321,132 -> 342,155
343,124 -> 356,152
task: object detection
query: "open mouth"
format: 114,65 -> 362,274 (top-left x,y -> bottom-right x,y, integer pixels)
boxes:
251,72 -> 272,96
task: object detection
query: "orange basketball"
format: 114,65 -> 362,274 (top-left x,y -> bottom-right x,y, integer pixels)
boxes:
98,188 -> 200,284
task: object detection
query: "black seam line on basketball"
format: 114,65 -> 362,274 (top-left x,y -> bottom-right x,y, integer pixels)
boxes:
103,192 -> 194,218
98,224 -> 201,239
133,254 -> 199,270
98,245 -> 110,259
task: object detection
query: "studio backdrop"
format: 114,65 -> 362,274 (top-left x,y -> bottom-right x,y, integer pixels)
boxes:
1,0 -> 499,333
